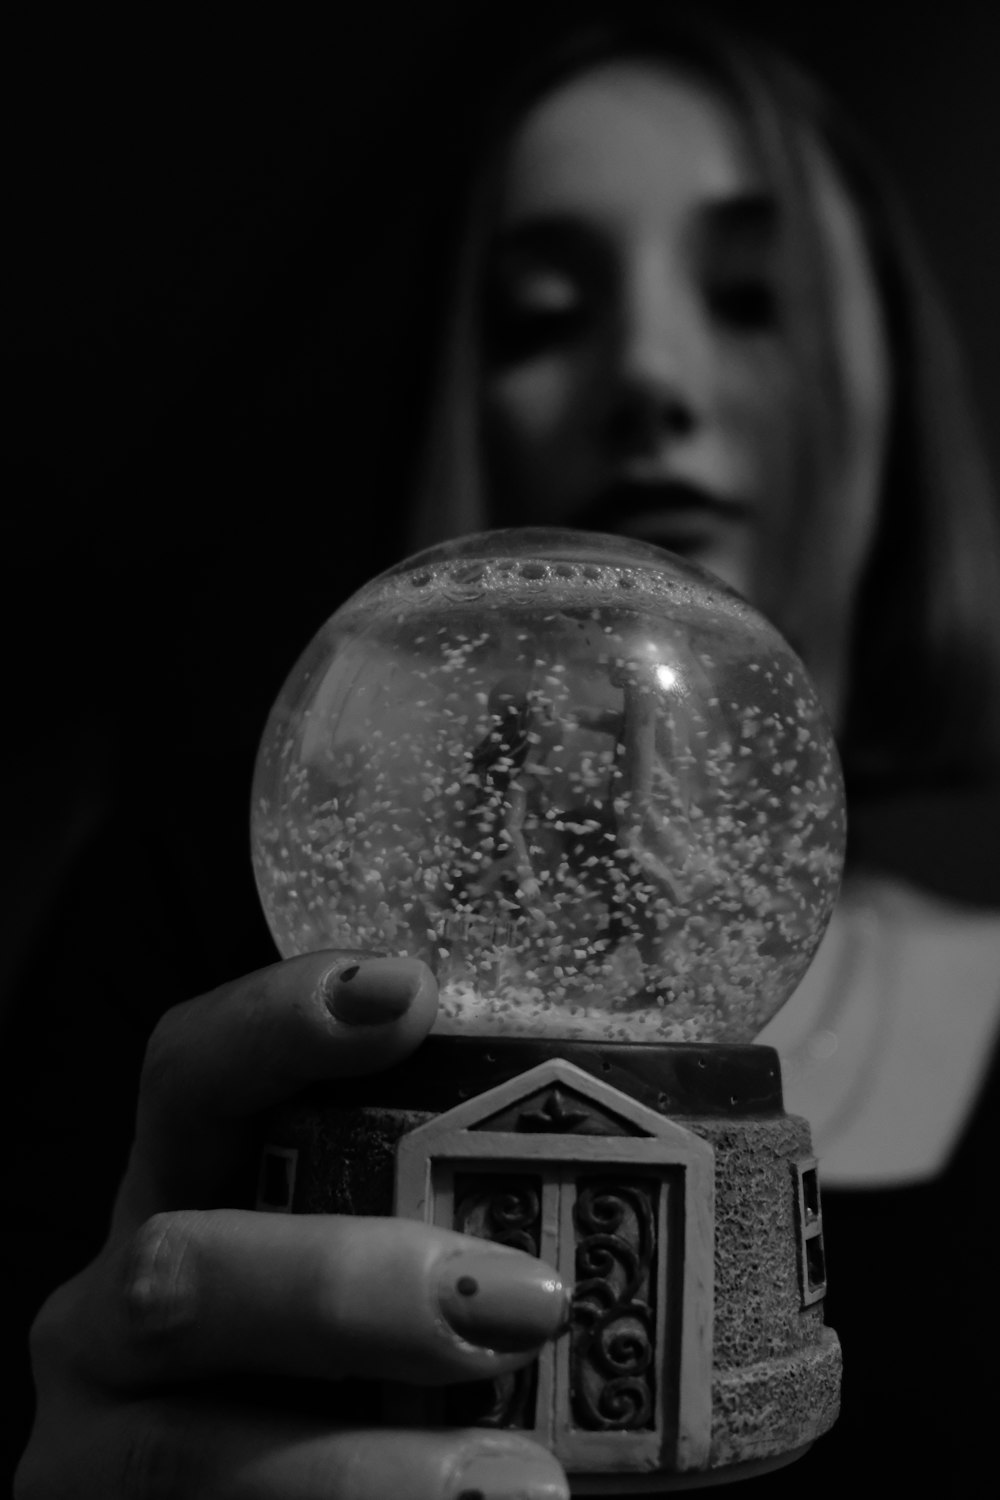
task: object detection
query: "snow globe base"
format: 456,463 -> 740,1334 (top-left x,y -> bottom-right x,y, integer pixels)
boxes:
255,1035 -> 840,1489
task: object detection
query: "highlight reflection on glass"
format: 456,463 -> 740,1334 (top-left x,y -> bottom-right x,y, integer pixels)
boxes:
252,529 -> 845,1043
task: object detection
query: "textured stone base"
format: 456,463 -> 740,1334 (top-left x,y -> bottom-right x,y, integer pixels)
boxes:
710,1328 -> 841,1466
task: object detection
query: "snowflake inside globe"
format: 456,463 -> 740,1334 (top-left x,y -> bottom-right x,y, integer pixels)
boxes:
251,529 -> 845,1042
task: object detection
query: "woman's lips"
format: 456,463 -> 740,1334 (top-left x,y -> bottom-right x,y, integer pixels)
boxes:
570,480 -> 754,550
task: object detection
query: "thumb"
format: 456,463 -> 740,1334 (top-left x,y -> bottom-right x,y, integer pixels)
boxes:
113,951 -> 437,1229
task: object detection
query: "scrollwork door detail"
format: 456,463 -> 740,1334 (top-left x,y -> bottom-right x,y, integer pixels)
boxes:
444,1173 -> 543,1429
570,1178 -> 658,1431
440,1167 -> 663,1439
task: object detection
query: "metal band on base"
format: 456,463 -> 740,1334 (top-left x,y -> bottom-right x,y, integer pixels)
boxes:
311,1035 -> 784,1116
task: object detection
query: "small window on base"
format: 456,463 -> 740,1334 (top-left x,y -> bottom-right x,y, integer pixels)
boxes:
794,1158 -> 827,1305
256,1145 -> 299,1212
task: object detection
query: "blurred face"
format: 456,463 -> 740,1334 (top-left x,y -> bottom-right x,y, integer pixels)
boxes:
480,60 -> 889,608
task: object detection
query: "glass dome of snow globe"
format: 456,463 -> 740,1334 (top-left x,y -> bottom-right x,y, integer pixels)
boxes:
251,528 -> 845,1044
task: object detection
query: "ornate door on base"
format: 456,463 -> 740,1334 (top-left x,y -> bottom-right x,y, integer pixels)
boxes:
394,1062 -> 714,1479
440,1163 -> 669,1472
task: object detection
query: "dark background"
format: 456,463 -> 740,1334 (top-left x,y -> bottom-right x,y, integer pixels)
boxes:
3,2 -> 999,1482
8,2 -> 1000,568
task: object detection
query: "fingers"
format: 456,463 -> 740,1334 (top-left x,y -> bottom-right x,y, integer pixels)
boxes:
115,952 -> 437,1224
20,1398 -> 570,1500
23,1214 -> 572,1497
75,1213 -> 569,1389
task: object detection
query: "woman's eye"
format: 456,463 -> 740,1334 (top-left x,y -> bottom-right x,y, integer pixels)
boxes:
508,270 -> 580,316
708,278 -> 780,331
483,271 -> 587,363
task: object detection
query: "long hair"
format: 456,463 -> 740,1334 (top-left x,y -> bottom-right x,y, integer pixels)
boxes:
340,1 -> 1000,795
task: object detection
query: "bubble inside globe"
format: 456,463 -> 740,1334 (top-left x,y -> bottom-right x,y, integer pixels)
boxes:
251,529 -> 845,1043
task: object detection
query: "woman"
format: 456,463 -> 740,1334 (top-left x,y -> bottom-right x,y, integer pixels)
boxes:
414,3 -> 1000,1164
14,4 -> 1000,1496
387,1 -> 1000,1187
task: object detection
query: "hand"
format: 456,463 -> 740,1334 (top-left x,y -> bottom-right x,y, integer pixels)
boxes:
16,953 -> 571,1499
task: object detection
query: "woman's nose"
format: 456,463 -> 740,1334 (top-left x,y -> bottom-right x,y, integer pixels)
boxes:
605,361 -> 698,453
603,269 -> 709,454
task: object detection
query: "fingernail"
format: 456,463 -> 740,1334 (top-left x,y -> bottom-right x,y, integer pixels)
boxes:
437,1248 -> 571,1353
324,957 -> 423,1025
449,1450 -> 570,1500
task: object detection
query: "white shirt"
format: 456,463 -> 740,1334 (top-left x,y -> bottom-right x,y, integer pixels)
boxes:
757,873 -> 1000,1187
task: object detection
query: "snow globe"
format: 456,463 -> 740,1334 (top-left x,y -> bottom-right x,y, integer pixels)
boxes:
252,529 -> 844,1489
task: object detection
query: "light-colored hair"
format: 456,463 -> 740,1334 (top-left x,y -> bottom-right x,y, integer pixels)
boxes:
349,2 -> 1000,793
